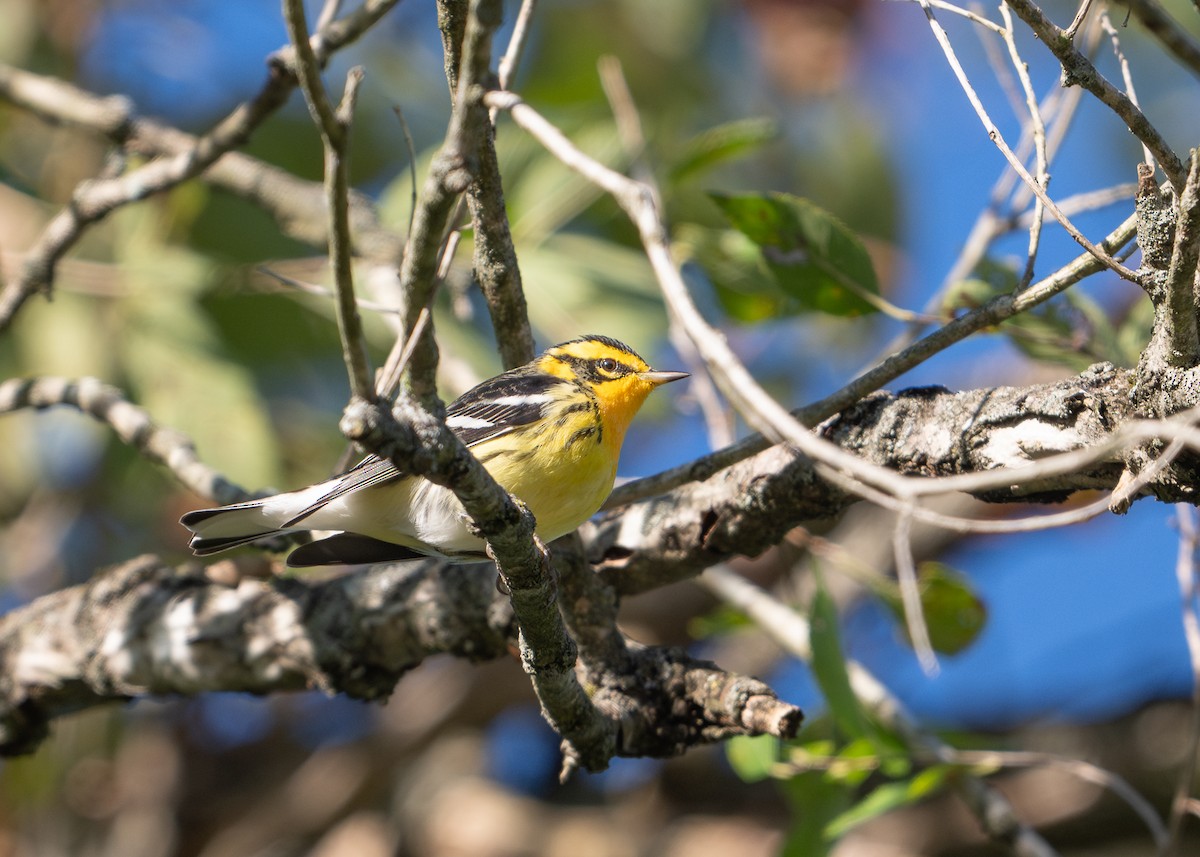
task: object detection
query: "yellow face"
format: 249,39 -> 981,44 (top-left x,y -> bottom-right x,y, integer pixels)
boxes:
538,335 -> 687,455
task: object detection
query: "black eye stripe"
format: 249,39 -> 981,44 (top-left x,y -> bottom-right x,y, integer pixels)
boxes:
556,354 -> 637,380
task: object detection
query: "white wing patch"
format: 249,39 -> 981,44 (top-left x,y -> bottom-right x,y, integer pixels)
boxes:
486,394 -> 554,406
446,414 -> 495,430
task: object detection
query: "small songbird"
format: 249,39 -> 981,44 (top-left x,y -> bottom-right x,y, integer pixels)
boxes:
181,335 -> 687,567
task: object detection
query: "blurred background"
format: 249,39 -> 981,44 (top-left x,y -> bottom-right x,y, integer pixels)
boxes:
2,0 -> 1200,854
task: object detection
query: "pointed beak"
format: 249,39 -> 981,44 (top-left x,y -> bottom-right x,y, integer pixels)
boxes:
639,369 -> 689,386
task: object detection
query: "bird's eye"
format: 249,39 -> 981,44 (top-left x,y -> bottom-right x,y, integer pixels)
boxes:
597,357 -> 619,375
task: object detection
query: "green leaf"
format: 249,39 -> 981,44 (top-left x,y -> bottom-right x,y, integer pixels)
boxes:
710,192 -> 880,316
809,574 -> 872,740
674,224 -> 788,322
780,770 -> 855,857
879,563 -> 987,656
823,765 -> 954,839
726,734 -> 781,783
669,117 -> 779,183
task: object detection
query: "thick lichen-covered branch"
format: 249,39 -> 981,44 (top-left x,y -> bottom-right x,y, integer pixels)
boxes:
585,363 -> 1189,597
0,556 -> 510,755
0,549 -> 801,761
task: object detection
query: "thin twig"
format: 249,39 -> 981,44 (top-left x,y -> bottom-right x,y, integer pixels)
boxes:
823,434 -> 1189,536
284,0 -> 374,400
392,106 -> 420,241
497,0 -> 538,90
999,2 -> 1049,288
915,0 -> 1008,33
376,305 -> 432,399
1003,0 -> 1187,191
605,208 -> 1137,509
974,3 -> 1024,118
1013,183 -> 1137,227
949,748 -> 1167,849
255,265 -> 402,313
0,377 -> 250,505
917,0 -> 1140,280
283,0 -> 342,141
315,0 -> 344,33
1063,0 -> 1095,39
894,503 -> 938,674
596,56 -> 733,449
1100,9 -> 1155,170
489,88 -> 1160,536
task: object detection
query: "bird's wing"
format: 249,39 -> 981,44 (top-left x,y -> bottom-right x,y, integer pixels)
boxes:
281,371 -> 565,528
442,369 -> 563,446
280,456 -> 405,527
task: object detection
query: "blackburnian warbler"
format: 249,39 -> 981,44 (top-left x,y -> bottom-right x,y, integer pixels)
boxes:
181,335 -> 687,566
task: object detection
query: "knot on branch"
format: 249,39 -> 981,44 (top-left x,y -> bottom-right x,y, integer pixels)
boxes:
591,646 -> 803,759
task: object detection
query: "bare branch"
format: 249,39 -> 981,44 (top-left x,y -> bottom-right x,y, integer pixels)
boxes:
608,208 -> 1137,509
1163,151 -> 1200,367
340,0 -> 602,769
916,0 -> 1140,279
0,555 -> 511,756
584,367 -> 1200,598
1002,0 -> 1187,191
284,0 -> 374,400
998,1 -> 1049,288
0,377 -> 249,506
893,504 -> 939,674
1100,9 -> 1156,171
497,0 -> 538,90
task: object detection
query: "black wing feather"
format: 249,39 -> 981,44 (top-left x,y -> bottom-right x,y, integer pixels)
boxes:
444,370 -> 561,446
281,456 -> 403,527
282,369 -> 563,527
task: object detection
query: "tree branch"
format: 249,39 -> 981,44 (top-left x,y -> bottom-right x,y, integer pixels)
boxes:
0,547 -> 801,760
582,364 -> 1200,597
0,377 -> 249,506
0,555 -> 511,756
1123,0 -> 1200,80
1003,0 -> 1187,191
283,0 -> 374,400
0,62 -> 404,264
606,207 -> 1138,509
0,0 -> 402,331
